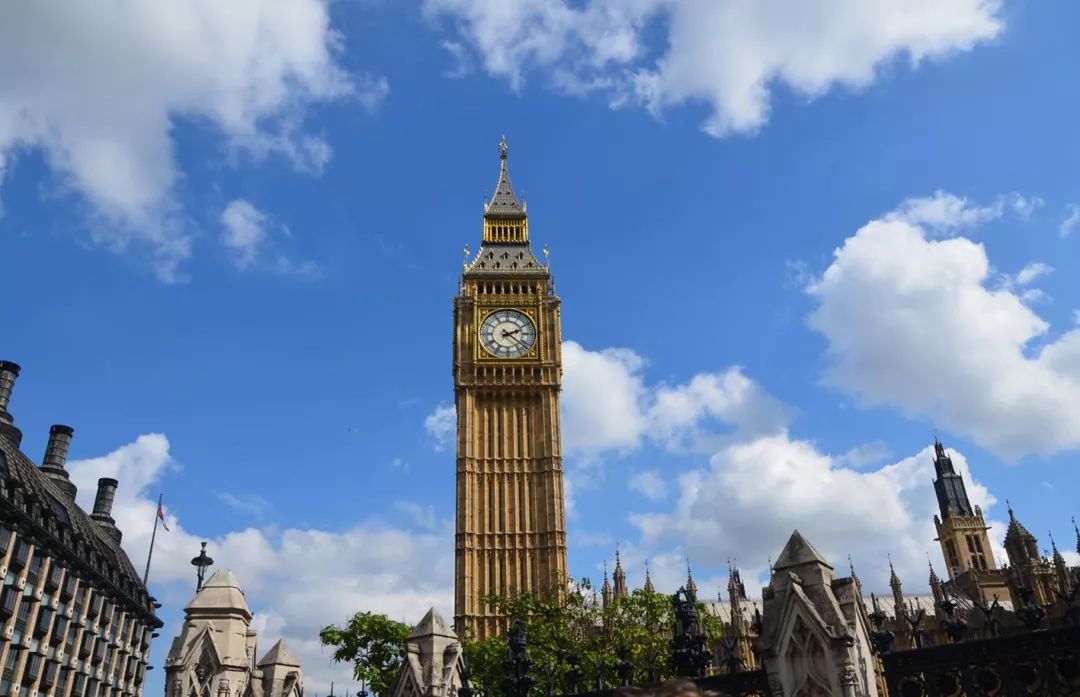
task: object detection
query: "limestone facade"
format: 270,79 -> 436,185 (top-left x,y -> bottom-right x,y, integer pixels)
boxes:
453,141 -> 568,639
164,570 -> 302,697
386,608 -> 462,697
756,531 -> 880,697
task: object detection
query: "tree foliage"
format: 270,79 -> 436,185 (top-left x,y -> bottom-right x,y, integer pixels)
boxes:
462,579 -> 724,695
319,611 -> 412,697
320,580 -> 724,697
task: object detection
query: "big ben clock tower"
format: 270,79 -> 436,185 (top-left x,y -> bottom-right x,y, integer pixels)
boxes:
453,138 -> 568,639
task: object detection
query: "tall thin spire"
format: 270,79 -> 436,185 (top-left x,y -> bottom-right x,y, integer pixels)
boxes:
484,135 -> 525,219
643,559 -> 655,593
889,555 -> 905,616
1073,516 -> 1079,556
601,560 -> 613,608
932,438 -> 974,518
685,559 -> 698,600
613,549 -> 628,598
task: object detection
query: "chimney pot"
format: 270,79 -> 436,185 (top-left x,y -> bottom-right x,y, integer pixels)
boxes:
91,477 -> 118,521
91,478 -> 122,546
42,425 -> 78,499
0,361 -> 23,446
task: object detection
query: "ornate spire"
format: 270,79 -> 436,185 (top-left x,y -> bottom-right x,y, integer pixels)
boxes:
888,556 -> 901,590
685,560 -> 698,600
601,561 -> 613,608
889,555 -> 905,616
643,560 -> 655,593
484,135 -> 525,219
1073,516 -> 1079,556
928,556 -> 944,605
613,549 -> 628,598
1004,501 -> 1039,563
932,437 -> 974,519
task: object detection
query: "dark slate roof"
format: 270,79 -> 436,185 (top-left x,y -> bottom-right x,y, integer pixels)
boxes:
464,244 -> 546,276
0,435 -> 160,626
484,150 -> 525,218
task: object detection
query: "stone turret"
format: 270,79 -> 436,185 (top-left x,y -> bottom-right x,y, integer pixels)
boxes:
387,608 -> 463,697
757,531 -> 880,697
165,566 -> 302,697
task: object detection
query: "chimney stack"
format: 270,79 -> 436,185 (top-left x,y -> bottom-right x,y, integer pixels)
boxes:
0,361 -> 23,446
91,478 -> 123,546
42,425 -> 78,499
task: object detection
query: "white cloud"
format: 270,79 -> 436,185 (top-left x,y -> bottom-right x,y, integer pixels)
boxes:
67,436 -> 452,696
1061,204 -> 1080,239
220,200 -> 268,269
887,190 -> 1003,232
808,192 -> 1080,460
885,190 -> 1042,234
562,341 -> 788,456
394,501 -> 441,531
633,437 -> 1002,595
218,492 -> 272,517
833,441 -> 892,469
562,341 -> 647,453
424,403 -> 456,451
628,469 -> 668,501
0,1 -> 359,280
1014,261 -> 1052,287
424,0 -> 1002,136
219,199 -> 318,276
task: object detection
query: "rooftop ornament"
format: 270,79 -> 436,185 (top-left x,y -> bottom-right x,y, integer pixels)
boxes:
191,542 -> 214,592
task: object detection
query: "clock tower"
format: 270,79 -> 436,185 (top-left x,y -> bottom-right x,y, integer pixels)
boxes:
453,138 -> 568,639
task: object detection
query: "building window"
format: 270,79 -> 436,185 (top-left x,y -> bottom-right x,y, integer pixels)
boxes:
0,648 -> 19,694
0,585 -> 20,620
25,553 -> 44,588
10,539 -> 30,570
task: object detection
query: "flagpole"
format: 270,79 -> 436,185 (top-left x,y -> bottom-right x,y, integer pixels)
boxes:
143,493 -> 162,586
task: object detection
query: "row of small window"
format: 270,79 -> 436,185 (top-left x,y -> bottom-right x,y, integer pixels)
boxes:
0,504 -> 149,612
2,597 -> 146,664
0,540 -> 151,654
0,652 -> 145,697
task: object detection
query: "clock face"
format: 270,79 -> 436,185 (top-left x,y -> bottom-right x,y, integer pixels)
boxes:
480,309 -> 537,359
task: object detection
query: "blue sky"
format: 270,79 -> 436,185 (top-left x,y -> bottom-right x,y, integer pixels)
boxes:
2,0 -> 1080,693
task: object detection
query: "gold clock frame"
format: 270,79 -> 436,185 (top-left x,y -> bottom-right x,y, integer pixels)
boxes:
474,306 -> 543,362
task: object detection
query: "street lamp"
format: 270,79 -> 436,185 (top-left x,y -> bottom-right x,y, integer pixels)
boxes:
191,541 -> 214,592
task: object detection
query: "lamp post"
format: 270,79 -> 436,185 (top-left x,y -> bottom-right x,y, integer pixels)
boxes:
191,541 -> 214,592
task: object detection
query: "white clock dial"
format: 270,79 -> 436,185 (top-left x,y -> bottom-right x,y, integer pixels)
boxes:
480,309 -> 537,359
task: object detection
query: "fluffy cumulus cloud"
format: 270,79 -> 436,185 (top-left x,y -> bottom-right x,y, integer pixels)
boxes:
632,439 -> 1004,595
561,340 -> 788,456
67,436 -> 452,694
423,0 -> 1002,136
0,1 -> 362,280
808,192 -> 1080,460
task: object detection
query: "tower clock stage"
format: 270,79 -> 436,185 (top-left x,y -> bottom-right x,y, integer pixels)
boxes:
452,138 -> 568,639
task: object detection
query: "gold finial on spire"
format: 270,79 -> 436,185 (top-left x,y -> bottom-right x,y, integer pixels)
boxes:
499,134 -> 509,160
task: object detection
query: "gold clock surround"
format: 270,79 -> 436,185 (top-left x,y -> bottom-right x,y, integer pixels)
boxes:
474,307 -> 542,362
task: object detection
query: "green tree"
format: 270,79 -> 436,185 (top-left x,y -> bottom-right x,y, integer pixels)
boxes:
319,611 -> 412,697
462,578 -> 724,694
